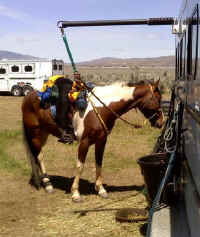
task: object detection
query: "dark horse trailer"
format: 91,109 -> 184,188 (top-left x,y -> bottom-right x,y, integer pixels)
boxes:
147,1 -> 200,236
171,0 -> 200,237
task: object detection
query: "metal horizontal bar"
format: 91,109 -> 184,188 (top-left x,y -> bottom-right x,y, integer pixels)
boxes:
57,17 -> 174,28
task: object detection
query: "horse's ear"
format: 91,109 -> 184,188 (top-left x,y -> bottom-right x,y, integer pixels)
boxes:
153,79 -> 160,90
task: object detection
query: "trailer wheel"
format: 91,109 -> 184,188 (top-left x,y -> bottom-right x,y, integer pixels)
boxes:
11,86 -> 23,96
23,85 -> 33,96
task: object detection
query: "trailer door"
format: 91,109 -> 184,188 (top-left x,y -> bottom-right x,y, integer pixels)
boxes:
0,77 -> 9,91
0,65 -> 9,91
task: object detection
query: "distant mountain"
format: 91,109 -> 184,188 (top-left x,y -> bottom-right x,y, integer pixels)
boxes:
75,56 -> 175,67
1,50 -> 175,67
0,50 -> 40,60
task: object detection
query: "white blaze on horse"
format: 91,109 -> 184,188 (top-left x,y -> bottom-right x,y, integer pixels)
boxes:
22,78 -> 164,202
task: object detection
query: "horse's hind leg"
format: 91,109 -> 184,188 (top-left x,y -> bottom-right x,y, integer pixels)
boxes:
30,135 -> 53,193
95,138 -> 108,198
28,152 -> 41,190
37,151 -> 54,193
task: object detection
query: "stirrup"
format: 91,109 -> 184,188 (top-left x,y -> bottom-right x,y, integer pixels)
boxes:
58,132 -> 74,144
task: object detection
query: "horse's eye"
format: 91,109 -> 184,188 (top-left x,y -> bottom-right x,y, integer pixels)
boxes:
157,110 -> 162,116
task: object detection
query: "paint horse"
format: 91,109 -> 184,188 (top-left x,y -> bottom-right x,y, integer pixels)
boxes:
22,78 -> 164,202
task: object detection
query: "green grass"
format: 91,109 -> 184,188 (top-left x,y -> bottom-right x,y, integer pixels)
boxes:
0,129 -> 29,175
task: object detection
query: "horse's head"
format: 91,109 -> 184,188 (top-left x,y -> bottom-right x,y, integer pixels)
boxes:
134,80 -> 164,128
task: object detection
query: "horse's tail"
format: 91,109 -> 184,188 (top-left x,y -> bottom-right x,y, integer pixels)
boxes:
22,95 -> 41,189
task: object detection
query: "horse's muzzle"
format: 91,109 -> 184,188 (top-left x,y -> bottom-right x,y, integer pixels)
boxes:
152,116 -> 164,128
152,110 -> 164,129
154,121 -> 164,129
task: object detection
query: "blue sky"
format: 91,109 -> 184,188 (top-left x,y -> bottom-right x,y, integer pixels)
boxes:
0,0 -> 182,62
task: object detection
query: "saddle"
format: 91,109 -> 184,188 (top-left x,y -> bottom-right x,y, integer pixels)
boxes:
49,82 -> 95,119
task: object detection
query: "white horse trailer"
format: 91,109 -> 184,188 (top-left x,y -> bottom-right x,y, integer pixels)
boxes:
0,59 -> 64,96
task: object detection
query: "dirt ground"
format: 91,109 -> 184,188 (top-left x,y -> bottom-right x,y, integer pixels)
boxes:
0,95 -> 161,237
0,168 -> 147,237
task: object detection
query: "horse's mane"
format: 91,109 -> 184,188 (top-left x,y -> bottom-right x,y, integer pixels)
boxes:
54,78 -> 154,90
126,79 -> 155,87
106,79 -> 154,88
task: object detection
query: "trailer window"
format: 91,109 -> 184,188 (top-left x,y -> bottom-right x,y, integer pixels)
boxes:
176,44 -> 180,79
182,32 -> 187,77
175,46 -> 178,78
59,65 -> 63,71
191,5 -> 198,79
53,64 -> 57,70
197,5 -> 200,79
24,65 -> 33,72
11,65 -> 20,72
0,68 -> 6,74
180,39 -> 183,78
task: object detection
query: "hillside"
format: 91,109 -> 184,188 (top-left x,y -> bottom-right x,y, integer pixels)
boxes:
76,56 -> 175,67
0,50 -> 40,60
1,50 -> 174,67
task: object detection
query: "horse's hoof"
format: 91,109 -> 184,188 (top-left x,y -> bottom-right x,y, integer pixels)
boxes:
98,191 -> 108,199
29,177 -> 41,190
72,191 -> 82,202
72,195 -> 83,203
45,185 -> 54,193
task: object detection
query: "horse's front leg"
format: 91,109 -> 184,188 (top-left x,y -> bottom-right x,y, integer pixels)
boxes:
95,137 -> 108,198
71,137 -> 89,202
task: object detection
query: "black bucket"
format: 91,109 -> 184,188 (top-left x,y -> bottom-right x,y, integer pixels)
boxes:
138,152 -> 170,205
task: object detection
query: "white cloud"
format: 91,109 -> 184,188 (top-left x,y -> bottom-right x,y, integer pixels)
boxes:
0,4 -> 28,21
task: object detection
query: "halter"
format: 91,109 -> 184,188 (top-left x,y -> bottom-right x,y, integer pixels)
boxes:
143,108 -> 164,125
142,84 -> 164,125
